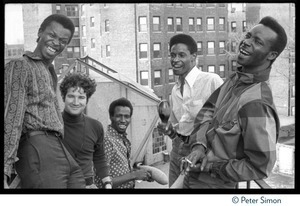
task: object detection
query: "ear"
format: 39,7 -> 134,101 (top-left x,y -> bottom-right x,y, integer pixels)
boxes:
267,51 -> 278,61
37,28 -> 43,41
191,52 -> 197,61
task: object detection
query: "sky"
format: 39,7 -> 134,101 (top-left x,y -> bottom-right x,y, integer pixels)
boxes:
5,4 -> 24,44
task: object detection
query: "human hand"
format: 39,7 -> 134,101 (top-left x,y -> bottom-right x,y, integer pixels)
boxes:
157,122 -> 175,138
133,169 -> 152,181
4,175 -> 9,189
186,144 -> 206,168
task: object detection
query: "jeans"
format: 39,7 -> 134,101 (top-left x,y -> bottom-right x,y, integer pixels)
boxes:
168,137 -> 191,187
15,132 -> 86,188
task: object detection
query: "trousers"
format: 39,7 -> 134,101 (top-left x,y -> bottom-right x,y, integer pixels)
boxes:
168,137 -> 191,187
15,131 -> 86,188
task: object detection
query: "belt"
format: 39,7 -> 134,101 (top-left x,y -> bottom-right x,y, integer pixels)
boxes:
176,133 -> 190,143
85,176 -> 94,186
27,130 -> 62,138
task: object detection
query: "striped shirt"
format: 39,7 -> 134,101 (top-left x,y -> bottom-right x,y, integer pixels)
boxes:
4,51 -> 64,177
191,67 -> 279,187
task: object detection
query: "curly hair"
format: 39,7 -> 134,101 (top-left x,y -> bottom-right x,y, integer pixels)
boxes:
37,14 -> 75,43
109,97 -> 133,117
169,34 -> 197,54
60,72 -> 97,102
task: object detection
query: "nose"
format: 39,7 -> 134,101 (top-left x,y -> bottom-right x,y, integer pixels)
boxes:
242,38 -> 251,47
52,38 -> 60,46
73,97 -> 79,105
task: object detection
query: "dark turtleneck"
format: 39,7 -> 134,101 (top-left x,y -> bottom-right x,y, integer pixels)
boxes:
62,110 -> 109,181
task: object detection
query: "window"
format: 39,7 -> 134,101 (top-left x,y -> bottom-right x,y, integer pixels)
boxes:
231,41 -> 237,52
74,26 -> 79,36
219,65 -> 225,77
207,41 -> 215,55
105,20 -> 109,32
66,5 -> 78,16
153,16 -> 161,32
139,43 -> 148,59
208,65 -> 215,73
196,18 -> 203,31
206,3 -> 215,7
189,18 -> 195,31
167,17 -> 174,32
56,5 -> 61,14
90,17 -> 95,27
82,46 -> 87,56
243,21 -> 247,32
292,85 -> 295,97
154,70 -> 162,85
197,41 -> 203,55
152,128 -> 167,154
291,106 -> 295,116
169,68 -> 175,83
219,41 -> 225,54
153,43 -> 161,58
139,16 -> 147,32
219,17 -> 225,31
207,17 -> 215,31
106,45 -> 110,57
82,25 -> 86,37
176,17 -> 183,31
91,38 -> 95,48
67,46 -> 80,58
232,60 -> 237,71
81,4 -> 85,16
231,21 -> 237,32
140,71 -> 149,86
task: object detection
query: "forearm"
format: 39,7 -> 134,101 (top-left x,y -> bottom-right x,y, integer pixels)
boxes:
112,172 -> 136,188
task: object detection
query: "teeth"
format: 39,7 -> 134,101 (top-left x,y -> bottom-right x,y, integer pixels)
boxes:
119,125 -> 126,129
240,48 -> 249,55
47,46 -> 56,53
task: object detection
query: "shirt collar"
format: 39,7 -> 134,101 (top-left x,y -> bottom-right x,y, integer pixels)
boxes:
107,125 -> 128,138
236,66 -> 271,84
176,66 -> 200,88
23,51 -> 44,61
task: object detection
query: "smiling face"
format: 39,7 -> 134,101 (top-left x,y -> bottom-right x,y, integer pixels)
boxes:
34,21 -> 71,64
170,43 -> 196,78
110,106 -> 131,134
237,24 -> 278,73
64,87 -> 87,116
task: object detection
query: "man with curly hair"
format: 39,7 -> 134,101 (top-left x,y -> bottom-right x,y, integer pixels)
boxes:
60,72 -> 112,189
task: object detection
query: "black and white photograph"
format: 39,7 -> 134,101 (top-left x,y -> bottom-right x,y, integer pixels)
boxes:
3,2 -> 297,203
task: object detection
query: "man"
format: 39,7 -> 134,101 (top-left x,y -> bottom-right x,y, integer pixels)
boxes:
184,16 -> 287,188
60,73 -> 112,189
95,98 -> 152,188
157,34 -> 223,187
4,14 -> 85,188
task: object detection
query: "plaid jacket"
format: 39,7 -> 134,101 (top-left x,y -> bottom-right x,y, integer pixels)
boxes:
190,67 -> 279,187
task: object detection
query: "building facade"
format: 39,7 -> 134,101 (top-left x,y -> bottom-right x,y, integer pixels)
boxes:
5,44 -> 24,64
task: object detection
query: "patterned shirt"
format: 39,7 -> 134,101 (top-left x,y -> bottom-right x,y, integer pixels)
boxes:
170,66 -> 223,136
191,67 -> 279,187
4,51 -> 64,177
102,125 -> 134,188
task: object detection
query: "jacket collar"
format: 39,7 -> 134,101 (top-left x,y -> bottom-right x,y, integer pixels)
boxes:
236,66 -> 271,84
23,51 -> 43,61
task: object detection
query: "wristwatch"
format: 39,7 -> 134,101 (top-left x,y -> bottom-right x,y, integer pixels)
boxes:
102,176 -> 113,189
